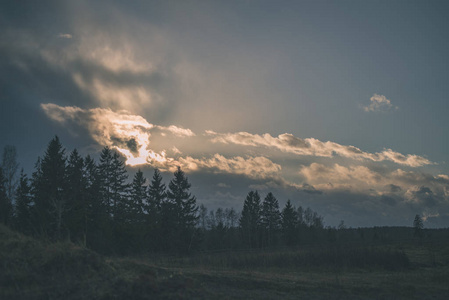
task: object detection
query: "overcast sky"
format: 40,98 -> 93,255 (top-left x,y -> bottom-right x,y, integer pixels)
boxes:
1,0 -> 449,227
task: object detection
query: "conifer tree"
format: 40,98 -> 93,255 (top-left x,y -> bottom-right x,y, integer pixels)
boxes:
129,169 -> 147,223
261,192 -> 281,247
413,214 -> 424,238
281,199 -> 298,246
32,136 -> 67,239
1,145 -> 19,204
14,169 -> 32,233
84,155 -> 107,250
98,147 -> 129,218
239,191 -> 261,248
65,149 -> 87,243
147,169 -> 166,214
147,168 -> 166,250
165,167 -> 198,252
0,166 -> 12,226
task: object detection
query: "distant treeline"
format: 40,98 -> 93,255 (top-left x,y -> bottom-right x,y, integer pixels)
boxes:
0,137 -> 335,254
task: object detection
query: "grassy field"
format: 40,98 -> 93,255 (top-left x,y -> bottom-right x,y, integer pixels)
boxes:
1,225 -> 449,299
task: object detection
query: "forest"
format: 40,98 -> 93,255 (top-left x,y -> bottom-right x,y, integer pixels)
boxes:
0,136 -> 329,255
1,137 -> 449,299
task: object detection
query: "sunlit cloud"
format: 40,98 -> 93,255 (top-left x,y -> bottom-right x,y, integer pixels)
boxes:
299,162 -> 449,208
41,104 -> 280,180
363,94 -> 398,112
41,103 -> 449,218
207,131 -> 432,167
72,74 -> 154,112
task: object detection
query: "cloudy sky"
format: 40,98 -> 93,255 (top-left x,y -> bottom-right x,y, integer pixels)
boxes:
1,0 -> 449,227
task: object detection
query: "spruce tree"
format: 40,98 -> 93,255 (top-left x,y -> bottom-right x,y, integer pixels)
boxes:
32,136 -> 67,239
165,167 -> 198,252
1,145 -> 19,204
147,168 -> 166,250
84,155 -> 108,250
261,192 -> 281,247
14,169 -> 32,233
147,169 -> 166,214
413,214 -> 424,238
0,166 -> 12,226
239,191 -> 261,248
65,149 -> 87,243
281,199 -> 298,246
129,169 -> 147,222
98,147 -> 129,218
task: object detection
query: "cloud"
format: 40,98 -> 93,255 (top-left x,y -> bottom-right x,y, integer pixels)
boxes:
58,33 -> 73,39
41,103 -> 449,226
299,162 -> 449,209
41,103 -> 281,180
175,155 -> 281,180
207,131 -> 432,167
363,94 -> 398,112
217,183 -> 230,188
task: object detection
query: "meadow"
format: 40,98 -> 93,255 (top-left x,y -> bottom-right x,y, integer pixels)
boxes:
1,224 -> 448,299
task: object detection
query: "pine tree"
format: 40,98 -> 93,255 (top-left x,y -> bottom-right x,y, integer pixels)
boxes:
147,169 -> 166,214
32,136 -> 67,239
1,145 -> 19,204
413,214 -> 424,238
239,191 -> 261,248
65,149 -> 87,243
98,147 -> 129,218
129,169 -> 147,222
165,167 -> 199,252
281,199 -> 298,246
0,166 -> 12,226
147,168 -> 166,251
14,169 -> 32,233
84,155 -> 108,251
261,192 -> 281,247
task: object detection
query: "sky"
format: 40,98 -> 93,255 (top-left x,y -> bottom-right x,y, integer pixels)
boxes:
1,0 -> 449,227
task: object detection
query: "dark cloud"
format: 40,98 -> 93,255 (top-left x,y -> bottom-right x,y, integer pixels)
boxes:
300,183 -> 323,195
387,184 -> 402,193
380,195 -> 397,207
413,186 -> 438,207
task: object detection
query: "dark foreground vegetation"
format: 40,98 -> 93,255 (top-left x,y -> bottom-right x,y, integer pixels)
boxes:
1,138 -> 449,298
1,224 -> 449,299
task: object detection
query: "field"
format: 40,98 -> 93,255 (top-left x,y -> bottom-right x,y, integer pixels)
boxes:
1,225 -> 449,299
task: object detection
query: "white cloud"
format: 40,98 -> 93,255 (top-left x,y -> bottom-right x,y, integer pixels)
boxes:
41,104 -> 280,180
207,131 -> 432,167
363,94 -> 398,112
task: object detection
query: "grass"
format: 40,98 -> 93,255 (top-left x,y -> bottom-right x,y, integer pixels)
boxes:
2,224 -> 449,299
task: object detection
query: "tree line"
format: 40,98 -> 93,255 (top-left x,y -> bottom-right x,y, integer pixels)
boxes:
0,136 -> 325,254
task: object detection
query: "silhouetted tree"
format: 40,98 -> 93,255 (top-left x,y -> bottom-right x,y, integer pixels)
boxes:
14,169 -> 32,234
199,204 -> 208,230
413,214 -> 424,238
147,169 -> 166,223
225,207 -> 238,228
281,199 -> 297,246
147,168 -> 166,250
165,167 -> 199,252
129,169 -> 147,221
1,145 -> 19,203
0,166 -> 12,226
98,147 -> 129,218
239,191 -> 261,248
84,155 -> 108,251
261,192 -> 281,247
65,149 -> 88,243
32,136 -> 67,239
